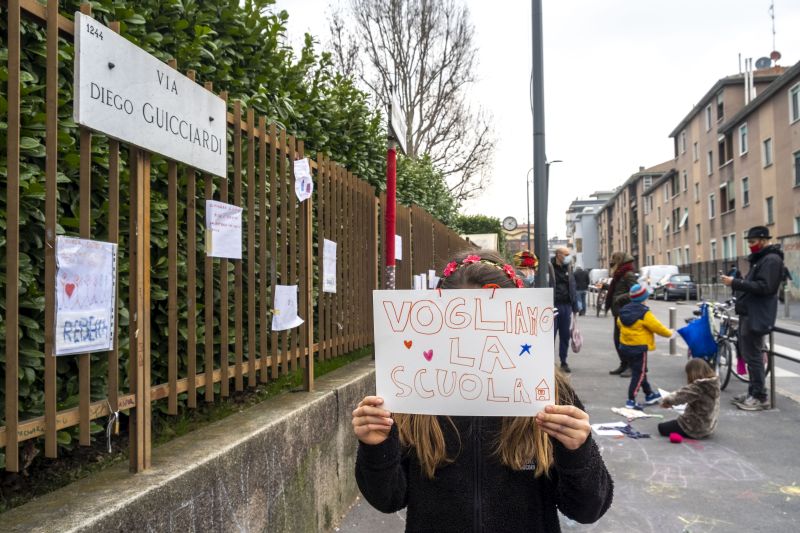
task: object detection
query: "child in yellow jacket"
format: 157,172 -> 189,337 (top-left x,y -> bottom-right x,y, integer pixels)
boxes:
617,284 -> 675,409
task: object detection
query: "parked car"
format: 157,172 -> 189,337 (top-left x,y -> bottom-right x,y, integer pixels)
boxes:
652,274 -> 697,300
638,265 -> 679,291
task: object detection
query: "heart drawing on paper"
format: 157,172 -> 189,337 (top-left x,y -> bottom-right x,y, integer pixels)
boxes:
403,340 -> 413,349
423,349 -> 433,362
65,283 -> 76,298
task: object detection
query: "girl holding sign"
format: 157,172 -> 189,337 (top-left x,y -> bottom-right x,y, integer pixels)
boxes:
353,252 -> 613,532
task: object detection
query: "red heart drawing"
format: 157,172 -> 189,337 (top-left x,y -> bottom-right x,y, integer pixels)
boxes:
404,340 -> 413,349
423,349 -> 433,362
65,283 -> 76,298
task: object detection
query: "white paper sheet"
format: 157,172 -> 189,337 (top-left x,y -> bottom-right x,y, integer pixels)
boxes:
271,284 -> 304,331
413,275 -> 422,290
55,236 -> 118,356
205,200 -> 243,259
323,239 -> 337,293
294,158 -> 313,202
395,234 -> 403,260
658,388 -> 687,412
591,421 -> 627,436
373,288 -> 556,417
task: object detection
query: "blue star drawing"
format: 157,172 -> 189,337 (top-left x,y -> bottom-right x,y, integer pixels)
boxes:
519,343 -> 532,356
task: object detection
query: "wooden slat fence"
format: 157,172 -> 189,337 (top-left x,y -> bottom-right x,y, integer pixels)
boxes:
0,1 -> 472,473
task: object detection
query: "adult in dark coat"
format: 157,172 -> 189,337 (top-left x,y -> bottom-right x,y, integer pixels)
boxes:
574,267 -> 590,316
549,247 -> 578,373
722,226 -> 784,411
606,251 -> 638,376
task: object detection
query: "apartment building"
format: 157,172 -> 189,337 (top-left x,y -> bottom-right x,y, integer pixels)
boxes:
641,63 -> 799,273
596,162 -> 673,269
565,192 -> 614,269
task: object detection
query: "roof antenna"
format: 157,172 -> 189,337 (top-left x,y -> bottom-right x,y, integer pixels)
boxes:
769,1 -> 781,66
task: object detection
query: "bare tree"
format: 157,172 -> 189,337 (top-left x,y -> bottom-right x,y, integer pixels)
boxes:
328,0 -> 495,202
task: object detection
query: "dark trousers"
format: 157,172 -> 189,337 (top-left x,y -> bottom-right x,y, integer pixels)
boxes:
739,315 -> 767,401
613,323 -> 628,368
554,303 -> 572,365
658,419 -> 691,438
624,351 -> 653,400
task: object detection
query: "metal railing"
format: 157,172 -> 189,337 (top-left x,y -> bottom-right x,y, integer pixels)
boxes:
768,325 -> 800,409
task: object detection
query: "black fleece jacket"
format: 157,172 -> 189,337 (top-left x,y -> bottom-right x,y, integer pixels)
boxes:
355,399 -> 613,532
733,244 -> 784,333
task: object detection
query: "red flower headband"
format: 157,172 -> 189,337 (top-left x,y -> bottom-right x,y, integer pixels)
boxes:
442,254 -> 524,288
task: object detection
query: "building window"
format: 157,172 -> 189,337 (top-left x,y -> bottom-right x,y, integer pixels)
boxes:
795,216 -> 800,234
720,181 -> 735,212
693,142 -> 699,162
694,182 -> 700,203
707,150 -> 713,175
708,193 -> 716,219
742,176 -> 750,206
794,151 -> 800,187
765,196 -> 774,225
680,130 -> 687,154
657,206 -> 661,222
667,251 -> 671,264
763,137 -> 773,166
663,184 -> 669,202
722,235 -> 729,260
680,208 -> 689,229
710,240 -> 717,261
685,245 -> 691,264
705,104 -> 712,131
738,123 -> 748,155
682,170 -> 688,192
791,83 -> 800,123
671,207 -> 680,233
643,175 -> 652,190
729,233 -> 737,259
695,224 -> 701,244
716,92 -> 724,121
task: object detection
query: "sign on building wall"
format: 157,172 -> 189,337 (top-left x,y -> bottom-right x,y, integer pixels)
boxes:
55,237 -> 118,356
372,289 -> 555,416
74,12 -> 227,177
780,234 -> 800,300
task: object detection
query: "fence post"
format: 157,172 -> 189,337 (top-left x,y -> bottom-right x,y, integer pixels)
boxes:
669,306 -> 677,356
769,331 -> 775,410
784,287 -> 791,319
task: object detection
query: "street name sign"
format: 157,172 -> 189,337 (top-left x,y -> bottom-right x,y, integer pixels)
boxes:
74,12 -> 227,177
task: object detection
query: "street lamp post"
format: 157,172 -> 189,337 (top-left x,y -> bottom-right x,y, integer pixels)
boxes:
526,167 -> 534,251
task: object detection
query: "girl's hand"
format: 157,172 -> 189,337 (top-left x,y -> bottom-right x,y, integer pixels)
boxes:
660,399 -> 671,408
535,404 -> 591,450
352,396 -> 394,445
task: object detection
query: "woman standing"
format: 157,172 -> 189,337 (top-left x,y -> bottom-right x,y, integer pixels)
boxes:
606,251 -> 638,377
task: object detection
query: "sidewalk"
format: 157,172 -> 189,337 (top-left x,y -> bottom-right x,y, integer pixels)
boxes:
335,300 -> 800,532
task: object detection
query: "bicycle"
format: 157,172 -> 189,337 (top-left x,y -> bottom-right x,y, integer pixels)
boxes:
595,283 -> 609,317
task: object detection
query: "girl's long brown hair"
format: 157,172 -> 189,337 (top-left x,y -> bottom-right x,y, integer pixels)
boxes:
394,250 -> 574,479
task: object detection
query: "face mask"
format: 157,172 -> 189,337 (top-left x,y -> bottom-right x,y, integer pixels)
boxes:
562,255 -> 572,265
749,243 -> 763,254
525,274 -> 535,284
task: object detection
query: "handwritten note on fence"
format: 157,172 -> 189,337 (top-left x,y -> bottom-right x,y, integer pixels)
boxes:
205,200 -> 243,259
372,288 -> 555,416
323,239 -> 337,293
56,236 -> 118,356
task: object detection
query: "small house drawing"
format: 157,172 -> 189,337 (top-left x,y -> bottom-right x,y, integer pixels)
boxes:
535,379 -> 550,401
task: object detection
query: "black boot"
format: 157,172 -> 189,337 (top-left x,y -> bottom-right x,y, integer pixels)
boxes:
609,364 -> 627,375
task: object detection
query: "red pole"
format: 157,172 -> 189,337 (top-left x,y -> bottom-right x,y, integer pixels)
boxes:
385,142 -> 397,289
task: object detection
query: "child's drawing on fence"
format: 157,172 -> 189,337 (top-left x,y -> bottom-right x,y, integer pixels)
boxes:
55,236 -> 118,356
372,288 -> 555,416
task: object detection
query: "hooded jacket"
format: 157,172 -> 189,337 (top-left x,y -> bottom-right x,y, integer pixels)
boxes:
662,376 -> 720,439
355,396 -> 614,532
733,244 -> 784,334
616,301 -> 672,352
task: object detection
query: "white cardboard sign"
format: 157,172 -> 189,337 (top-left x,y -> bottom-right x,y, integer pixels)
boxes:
372,289 -> 555,416
395,235 -> 403,261
55,237 -> 118,356
323,239 -> 337,293
205,200 -> 243,259
293,158 -> 313,202
74,12 -> 227,177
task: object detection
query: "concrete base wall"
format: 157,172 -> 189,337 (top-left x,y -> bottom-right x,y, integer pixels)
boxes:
4,358 -> 376,533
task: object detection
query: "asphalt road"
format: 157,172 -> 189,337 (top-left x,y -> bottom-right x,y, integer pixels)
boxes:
334,299 -> 800,533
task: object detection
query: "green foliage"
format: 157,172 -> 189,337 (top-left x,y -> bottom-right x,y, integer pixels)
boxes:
452,214 -> 507,255
0,0 -> 389,450
396,154 -> 459,225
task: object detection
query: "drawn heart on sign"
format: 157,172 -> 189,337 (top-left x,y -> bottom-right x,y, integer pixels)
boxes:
403,340 -> 413,349
423,349 -> 433,362
65,283 -> 76,298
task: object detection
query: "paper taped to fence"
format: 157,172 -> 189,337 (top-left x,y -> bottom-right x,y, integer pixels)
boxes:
294,158 -> 313,202
395,235 -> 403,260
55,236 -> 118,356
205,200 -> 243,259
372,288 -> 555,416
323,239 -> 337,293
272,285 -> 304,331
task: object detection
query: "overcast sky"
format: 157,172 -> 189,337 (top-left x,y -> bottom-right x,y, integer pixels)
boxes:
274,0 -> 800,238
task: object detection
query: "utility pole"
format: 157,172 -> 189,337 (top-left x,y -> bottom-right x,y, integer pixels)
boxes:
531,0 -> 548,287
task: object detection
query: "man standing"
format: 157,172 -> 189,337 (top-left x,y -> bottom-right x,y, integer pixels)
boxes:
574,266 -> 590,316
721,226 -> 784,411
549,247 -> 578,373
